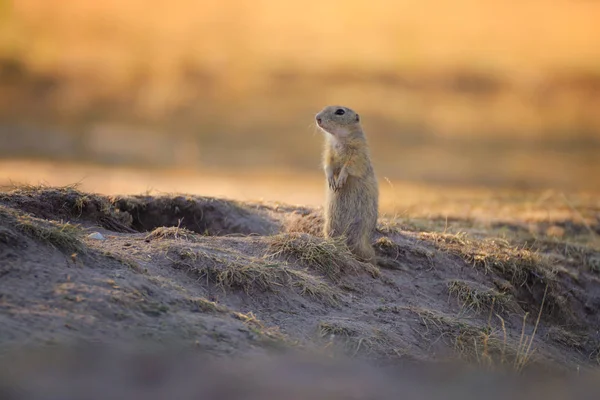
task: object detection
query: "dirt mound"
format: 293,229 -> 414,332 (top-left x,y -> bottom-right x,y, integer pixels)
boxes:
0,185 -> 599,376
0,184 -> 135,233
0,184 -> 287,236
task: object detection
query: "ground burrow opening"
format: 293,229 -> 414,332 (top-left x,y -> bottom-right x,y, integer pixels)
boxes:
114,195 -> 278,236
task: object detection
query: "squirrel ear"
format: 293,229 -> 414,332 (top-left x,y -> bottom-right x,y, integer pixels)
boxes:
355,113 -> 360,122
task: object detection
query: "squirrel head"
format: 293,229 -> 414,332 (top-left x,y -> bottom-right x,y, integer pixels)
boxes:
315,106 -> 363,140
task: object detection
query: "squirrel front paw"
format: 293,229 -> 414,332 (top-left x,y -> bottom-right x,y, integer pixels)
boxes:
328,175 -> 337,190
335,170 -> 348,191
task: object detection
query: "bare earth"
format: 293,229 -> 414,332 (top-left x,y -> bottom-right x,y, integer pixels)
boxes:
0,184 -> 599,398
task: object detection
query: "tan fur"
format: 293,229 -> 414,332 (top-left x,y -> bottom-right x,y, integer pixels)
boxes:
315,105 -> 379,262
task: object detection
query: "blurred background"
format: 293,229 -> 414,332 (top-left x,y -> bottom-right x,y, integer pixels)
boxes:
0,0 -> 599,210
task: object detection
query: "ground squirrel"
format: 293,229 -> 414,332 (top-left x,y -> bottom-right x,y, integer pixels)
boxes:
315,105 -> 379,263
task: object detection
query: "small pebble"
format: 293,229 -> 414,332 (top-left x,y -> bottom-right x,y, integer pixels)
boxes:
87,232 -> 106,240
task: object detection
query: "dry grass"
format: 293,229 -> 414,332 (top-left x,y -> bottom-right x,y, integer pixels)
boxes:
4,3 -> 600,194
18,218 -> 83,253
546,327 -> 587,351
284,211 -> 323,237
168,243 -> 340,304
10,1 -> 600,67
232,311 -> 292,349
267,232 -> 380,281
0,183 -> 135,233
447,279 -> 512,314
409,301 -> 547,373
530,237 -> 600,274
1,182 -> 82,194
378,216 -> 456,235
0,205 -> 84,253
373,236 -> 434,269
318,320 -> 393,358
420,232 -> 553,284
191,297 -> 229,314
419,231 -> 563,309
451,321 -> 538,372
318,321 -> 360,339
145,226 -> 199,242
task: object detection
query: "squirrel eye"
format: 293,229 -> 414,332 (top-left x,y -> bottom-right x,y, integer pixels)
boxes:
334,109 -> 345,115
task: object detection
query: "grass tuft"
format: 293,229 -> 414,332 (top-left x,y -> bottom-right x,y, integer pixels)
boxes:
284,210 -> 323,236
420,231 -> 567,321
420,232 -> 553,287
191,297 -> 229,313
232,311 -> 292,349
145,226 -> 199,242
19,219 -> 84,253
267,232 -> 380,281
318,321 -> 359,338
408,299 -> 546,373
447,279 -> 512,314
0,205 -> 84,253
169,244 -> 340,304
317,320 -> 393,358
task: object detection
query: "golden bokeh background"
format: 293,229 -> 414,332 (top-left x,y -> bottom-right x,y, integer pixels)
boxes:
1,0 -> 599,209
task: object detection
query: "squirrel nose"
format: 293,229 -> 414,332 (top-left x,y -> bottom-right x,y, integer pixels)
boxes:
316,117 -> 322,125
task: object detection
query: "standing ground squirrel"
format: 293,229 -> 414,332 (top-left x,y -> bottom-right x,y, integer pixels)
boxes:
315,105 -> 379,263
